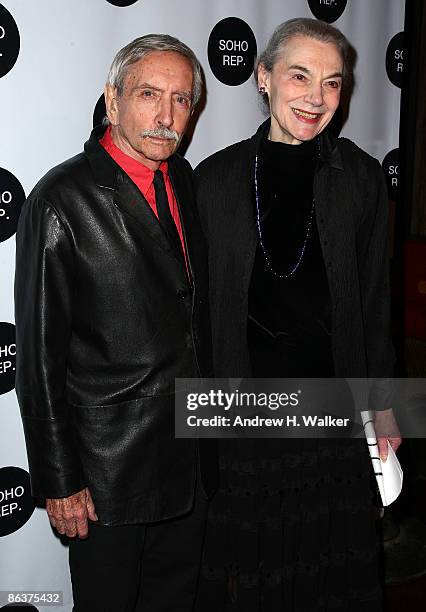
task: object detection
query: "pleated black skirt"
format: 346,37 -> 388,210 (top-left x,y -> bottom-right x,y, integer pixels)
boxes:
195,436 -> 382,612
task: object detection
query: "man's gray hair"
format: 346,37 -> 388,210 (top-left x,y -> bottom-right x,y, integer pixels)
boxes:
107,33 -> 203,107
255,18 -> 351,88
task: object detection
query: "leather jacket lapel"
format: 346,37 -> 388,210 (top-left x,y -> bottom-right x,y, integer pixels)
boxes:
85,126 -> 185,265
113,173 -> 188,272
168,157 -> 195,277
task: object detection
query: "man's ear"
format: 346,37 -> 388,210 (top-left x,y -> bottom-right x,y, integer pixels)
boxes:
104,84 -> 119,126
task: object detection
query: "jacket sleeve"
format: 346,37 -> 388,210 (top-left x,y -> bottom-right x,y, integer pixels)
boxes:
15,197 -> 85,499
357,160 -> 396,408
194,160 -> 217,247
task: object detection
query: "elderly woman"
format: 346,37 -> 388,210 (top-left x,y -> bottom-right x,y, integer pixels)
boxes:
194,18 -> 400,612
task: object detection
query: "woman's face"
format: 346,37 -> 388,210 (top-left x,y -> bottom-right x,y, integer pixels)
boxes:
258,35 -> 343,145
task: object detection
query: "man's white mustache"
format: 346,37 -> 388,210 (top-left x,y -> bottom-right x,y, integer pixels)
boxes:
141,128 -> 179,143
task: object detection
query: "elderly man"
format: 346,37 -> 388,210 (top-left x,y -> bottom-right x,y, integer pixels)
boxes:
15,35 -> 215,612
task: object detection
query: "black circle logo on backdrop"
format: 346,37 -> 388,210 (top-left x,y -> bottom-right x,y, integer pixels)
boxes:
386,32 -> 405,88
308,0 -> 348,23
0,4 -> 20,78
93,93 -> 106,129
105,0 -> 139,6
382,149 -> 399,201
0,467 -> 35,537
0,168 -> 25,243
208,17 -> 257,86
0,322 -> 16,395
1,606 -> 39,611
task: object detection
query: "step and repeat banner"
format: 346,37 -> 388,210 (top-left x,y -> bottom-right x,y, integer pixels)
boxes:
0,0 -> 404,609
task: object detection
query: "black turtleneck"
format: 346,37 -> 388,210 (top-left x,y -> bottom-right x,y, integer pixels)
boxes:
247,136 -> 334,377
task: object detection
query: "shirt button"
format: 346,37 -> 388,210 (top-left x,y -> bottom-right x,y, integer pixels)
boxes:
177,288 -> 187,300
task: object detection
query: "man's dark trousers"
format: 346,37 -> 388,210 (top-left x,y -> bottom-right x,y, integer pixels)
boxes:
69,470 -> 208,612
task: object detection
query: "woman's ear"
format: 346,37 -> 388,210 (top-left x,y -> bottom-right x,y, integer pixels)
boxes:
257,63 -> 270,95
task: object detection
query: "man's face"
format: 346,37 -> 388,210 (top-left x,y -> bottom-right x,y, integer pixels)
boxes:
105,50 -> 194,169
258,35 -> 343,145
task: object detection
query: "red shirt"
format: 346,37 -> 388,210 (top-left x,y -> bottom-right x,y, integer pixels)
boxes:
100,127 -> 187,257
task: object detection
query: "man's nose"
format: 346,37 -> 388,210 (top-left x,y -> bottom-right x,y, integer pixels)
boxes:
156,96 -> 174,128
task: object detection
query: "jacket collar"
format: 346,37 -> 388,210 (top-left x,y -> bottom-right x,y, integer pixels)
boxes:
84,124 -> 188,273
84,124 -> 119,189
249,118 -> 344,170
84,124 -> 184,189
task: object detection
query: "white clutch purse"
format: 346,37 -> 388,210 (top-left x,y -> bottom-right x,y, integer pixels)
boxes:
361,411 -> 403,506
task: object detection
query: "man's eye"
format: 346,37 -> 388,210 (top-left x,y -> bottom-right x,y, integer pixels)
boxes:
293,74 -> 306,81
176,95 -> 190,106
326,81 -> 340,89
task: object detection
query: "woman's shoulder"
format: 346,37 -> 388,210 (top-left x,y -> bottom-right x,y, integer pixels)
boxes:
195,137 -> 252,181
336,137 -> 382,176
334,137 -> 387,222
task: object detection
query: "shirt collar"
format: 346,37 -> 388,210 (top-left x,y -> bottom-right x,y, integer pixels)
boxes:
100,126 -> 168,192
251,118 -> 344,171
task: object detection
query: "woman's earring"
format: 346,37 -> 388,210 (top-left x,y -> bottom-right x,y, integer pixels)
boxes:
258,86 -> 266,94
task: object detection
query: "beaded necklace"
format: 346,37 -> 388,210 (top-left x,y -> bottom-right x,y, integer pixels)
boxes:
254,137 -> 320,279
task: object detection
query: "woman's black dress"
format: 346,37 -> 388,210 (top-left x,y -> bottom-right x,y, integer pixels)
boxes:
195,137 -> 382,611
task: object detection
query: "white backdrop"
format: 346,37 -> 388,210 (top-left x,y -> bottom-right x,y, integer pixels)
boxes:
0,0 -> 404,609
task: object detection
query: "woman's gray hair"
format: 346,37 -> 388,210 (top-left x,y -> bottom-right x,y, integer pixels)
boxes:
107,34 -> 203,107
255,18 -> 352,88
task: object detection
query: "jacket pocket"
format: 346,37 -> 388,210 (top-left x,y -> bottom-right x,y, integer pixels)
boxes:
70,395 -> 177,497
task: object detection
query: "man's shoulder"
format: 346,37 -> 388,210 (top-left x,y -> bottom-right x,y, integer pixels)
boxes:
28,153 -> 93,202
194,138 -> 251,181
28,152 -> 91,204
171,151 -> 192,169
166,153 -> 196,201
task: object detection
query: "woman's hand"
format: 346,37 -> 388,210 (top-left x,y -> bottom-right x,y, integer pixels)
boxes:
374,408 -> 402,461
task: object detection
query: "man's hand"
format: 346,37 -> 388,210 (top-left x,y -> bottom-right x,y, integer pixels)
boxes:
374,408 -> 402,462
46,487 -> 98,539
